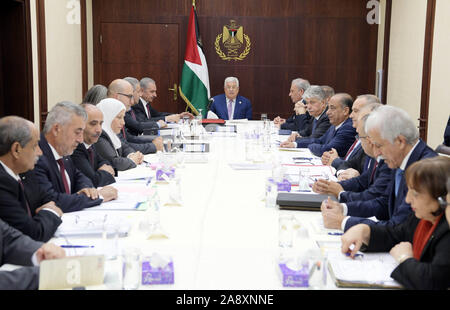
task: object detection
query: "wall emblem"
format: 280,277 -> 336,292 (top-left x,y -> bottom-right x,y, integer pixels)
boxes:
215,20 -> 251,61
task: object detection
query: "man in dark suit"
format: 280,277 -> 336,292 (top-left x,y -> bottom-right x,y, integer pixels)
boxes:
135,77 -> 193,122
273,78 -> 310,130
0,218 -> 66,290
71,104 -> 116,187
321,105 -> 437,231
0,116 -> 62,242
209,77 -> 253,120
33,102 -> 117,213
282,93 -> 356,157
282,85 -> 332,145
312,113 -> 393,204
322,95 -> 381,174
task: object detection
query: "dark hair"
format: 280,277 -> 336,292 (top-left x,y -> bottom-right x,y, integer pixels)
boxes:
405,156 -> 450,216
334,93 -> 353,113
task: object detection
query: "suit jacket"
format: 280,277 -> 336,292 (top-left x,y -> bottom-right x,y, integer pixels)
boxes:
0,165 -> 61,242
94,131 -> 137,171
209,94 -> 253,120
71,143 -> 116,187
344,139 -> 437,230
33,134 -> 103,213
332,141 -> 367,174
296,118 -> 356,157
125,107 -> 159,136
0,219 -> 42,290
132,98 -> 171,123
339,158 -> 393,203
367,214 -> 450,290
297,108 -> 331,139
118,127 -> 157,155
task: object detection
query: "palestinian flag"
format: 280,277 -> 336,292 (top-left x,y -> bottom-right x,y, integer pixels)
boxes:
179,4 -> 210,117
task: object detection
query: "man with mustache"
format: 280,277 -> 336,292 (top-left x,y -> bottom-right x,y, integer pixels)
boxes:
33,102 -> 117,213
0,116 -> 62,242
71,104 -> 116,187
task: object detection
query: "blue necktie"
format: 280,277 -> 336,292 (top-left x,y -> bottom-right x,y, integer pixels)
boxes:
312,118 -> 317,132
395,169 -> 404,197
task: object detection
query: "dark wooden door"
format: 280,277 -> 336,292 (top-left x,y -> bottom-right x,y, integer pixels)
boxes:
93,0 -> 378,120
0,0 -> 34,121
97,22 -> 180,113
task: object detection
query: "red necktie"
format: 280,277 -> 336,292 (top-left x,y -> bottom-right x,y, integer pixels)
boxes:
146,104 -> 152,119
344,139 -> 358,160
57,159 -> 71,194
87,147 -> 94,167
131,109 -> 137,120
122,127 -> 127,139
370,161 -> 379,184
18,179 -> 32,217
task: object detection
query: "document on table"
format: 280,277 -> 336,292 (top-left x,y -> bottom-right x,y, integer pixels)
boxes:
282,164 -> 337,184
54,213 -> 132,238
116,166 -> 154,181
327,250 -> 402,289
228,162 -> 273,170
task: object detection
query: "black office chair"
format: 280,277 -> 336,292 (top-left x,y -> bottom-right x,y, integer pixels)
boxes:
435,144 -> 450,156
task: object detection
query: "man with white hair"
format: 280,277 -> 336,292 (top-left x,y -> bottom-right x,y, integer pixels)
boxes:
321,105 -> 437,232
33,102 -> 117,213
274,78 -> 310,130
209,77 -> 252,120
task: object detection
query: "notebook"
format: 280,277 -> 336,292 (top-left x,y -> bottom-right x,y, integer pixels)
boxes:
276,192 -> 337,211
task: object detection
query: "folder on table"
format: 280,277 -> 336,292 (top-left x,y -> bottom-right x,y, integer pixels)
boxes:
276,192 -> 337,211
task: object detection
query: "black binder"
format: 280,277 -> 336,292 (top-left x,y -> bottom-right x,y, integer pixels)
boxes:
276,192 -> 337,211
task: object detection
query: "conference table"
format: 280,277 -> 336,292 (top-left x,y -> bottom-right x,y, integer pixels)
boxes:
51,120 -> 346,290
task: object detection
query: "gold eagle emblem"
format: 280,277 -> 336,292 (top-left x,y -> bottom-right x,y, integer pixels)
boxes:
215,20 -> 251,61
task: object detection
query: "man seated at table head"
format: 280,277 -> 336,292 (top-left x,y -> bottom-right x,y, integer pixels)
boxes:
32,101 -> 117,213
0,116 -> 63,242
107,79 -> 162,154
0,218 -> 65,290
322,95 -> 382,174
136,77 -> 193,123
71,104 -> 116,187
209,77 -> 253,120
312,111 -> 393,204
281,93 -> 356,157
282,85 -> 332,145
320,105 -> 437,232
273,78 -> 310,130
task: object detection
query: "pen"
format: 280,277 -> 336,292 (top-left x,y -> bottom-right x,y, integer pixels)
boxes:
61,245 -> 94,248
328,232 -> 343,236
345,252 -> 364,258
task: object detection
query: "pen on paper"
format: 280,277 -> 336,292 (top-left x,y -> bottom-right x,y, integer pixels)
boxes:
61,245 -> 94,248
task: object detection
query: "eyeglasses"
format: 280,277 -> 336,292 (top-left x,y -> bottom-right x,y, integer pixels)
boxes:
118,93 -> 134,100
438,197 -> 449,208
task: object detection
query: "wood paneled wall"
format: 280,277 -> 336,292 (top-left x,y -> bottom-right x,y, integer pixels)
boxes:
93,0 -> 378,119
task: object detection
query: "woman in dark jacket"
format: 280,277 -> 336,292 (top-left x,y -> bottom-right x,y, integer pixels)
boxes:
342,156 -> 450,290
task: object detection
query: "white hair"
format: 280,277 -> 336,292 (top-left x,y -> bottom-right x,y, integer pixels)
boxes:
365,105 -> 419,145
292,78 -> 310,92
224,77 -> 239,88
302,85 -> 326,101
43,101 -> 87,135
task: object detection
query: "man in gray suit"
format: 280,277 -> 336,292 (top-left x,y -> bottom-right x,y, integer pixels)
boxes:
0,218 -> 65,289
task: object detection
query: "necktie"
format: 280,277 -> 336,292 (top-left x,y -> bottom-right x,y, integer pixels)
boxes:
344,139 -> 359,160
227,100 -> 233,119
312,118 -> 318,132
146,103 -> 152,119
122,127 -> 127,139
87,147 -> 94,167
18,179 -> 32,217
370,160 -> 379,184
395,168 -> 404,197
57,159 -> 71,194
131,109 -> 137,120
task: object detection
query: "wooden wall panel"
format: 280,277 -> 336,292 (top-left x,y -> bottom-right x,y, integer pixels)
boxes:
93,0 -> 378,119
